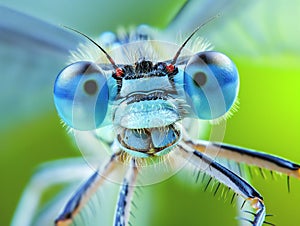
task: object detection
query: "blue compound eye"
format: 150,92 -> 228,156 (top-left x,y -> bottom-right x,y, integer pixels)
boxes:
54,61 -> 109,130
184,51 -> 239,120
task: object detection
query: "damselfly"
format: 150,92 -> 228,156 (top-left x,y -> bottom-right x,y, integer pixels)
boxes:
4,0 -> 297,225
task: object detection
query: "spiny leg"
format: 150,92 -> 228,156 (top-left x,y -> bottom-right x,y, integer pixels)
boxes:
185,138 -> 300,179
11,158 -> 92,226
114,159 -> 138,226
178,141 -> 266,226
55,153 -> 122,226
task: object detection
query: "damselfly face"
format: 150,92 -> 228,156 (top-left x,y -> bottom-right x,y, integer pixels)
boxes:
53,39 -> 239,156
50,38 -> 239,189
4,0 -> 298,225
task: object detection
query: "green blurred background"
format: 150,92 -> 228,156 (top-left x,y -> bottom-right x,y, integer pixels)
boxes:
0,0 -> 300,225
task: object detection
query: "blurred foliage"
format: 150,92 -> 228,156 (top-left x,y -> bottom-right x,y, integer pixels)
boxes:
0,0 -> 300,226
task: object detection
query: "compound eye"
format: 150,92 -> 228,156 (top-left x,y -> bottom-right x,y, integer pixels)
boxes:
184,51 -> 239,119
54,61 -> 109,130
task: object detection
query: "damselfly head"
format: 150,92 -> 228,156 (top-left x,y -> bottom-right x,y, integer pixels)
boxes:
53,26 -> 239,164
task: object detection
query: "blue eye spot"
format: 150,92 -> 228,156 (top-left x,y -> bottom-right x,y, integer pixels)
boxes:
184,51 -> 239,120
53,61 -> 109,130
193,71 -> 207,87
84,80 -> 98,95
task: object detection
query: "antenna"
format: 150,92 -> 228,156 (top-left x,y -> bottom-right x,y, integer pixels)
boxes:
170,14 -> 220,65
63,25 -> 118,69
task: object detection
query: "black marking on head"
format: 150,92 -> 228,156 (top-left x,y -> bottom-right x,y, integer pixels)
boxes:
112,60 -> 179,95
126,91 -> 168,104
112,69 -> 125,93
154,62 -> 167,71
135,60 -> 153,73
122,60 -> 178,80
